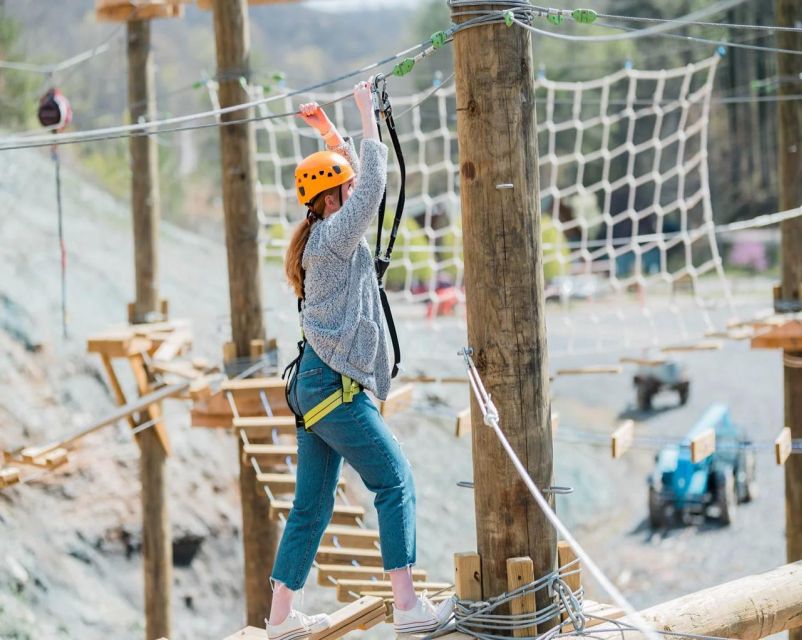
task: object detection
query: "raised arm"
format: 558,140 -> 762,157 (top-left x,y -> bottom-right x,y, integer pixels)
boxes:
322,80 -> 386,259
297,82 -> 387,259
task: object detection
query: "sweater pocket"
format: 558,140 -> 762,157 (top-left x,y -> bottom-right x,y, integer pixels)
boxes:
347,316 -> 379,373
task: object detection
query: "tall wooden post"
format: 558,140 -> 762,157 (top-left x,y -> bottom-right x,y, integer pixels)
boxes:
209,0 -> 273,626
127,17 -> 171,640
451,6 -> 556,625
128,19 -> 160,323
776,4 -> 802,640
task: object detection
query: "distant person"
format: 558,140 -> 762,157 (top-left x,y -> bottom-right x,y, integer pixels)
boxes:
267,81 -> 455,640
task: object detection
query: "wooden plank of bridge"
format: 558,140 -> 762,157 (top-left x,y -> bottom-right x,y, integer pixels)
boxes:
611,420 -> 635,459
317,564 -> 427,586
335,580 -> 452,603
269,500 -> 364,526
620,356 -> 667,366
234,416 -> 298,438
317,546 -> 384,566
258,472 -> 346,495
244,444 -> 298,467
777,427 -> 793,465
320,525 -> 378,550
661,340 -> 722,353
555,365 -> 622,376
18,447 -> 68,469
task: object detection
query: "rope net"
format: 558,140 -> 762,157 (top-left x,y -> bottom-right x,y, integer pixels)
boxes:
212,53 -> 737,356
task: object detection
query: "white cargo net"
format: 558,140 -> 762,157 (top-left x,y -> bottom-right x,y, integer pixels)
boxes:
211,53 -> 735,357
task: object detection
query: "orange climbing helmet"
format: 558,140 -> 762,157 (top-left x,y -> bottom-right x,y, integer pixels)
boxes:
295,150 -> 355,206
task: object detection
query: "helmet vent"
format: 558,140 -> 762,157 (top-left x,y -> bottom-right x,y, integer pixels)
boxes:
333,165 -> 341,174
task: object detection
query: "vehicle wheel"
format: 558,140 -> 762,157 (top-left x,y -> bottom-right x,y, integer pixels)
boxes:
678,383 -> 690,406
714,470 -> 737,525
637,385 -> 653,412
648,486 -> 664,529
743,450 -> 758,502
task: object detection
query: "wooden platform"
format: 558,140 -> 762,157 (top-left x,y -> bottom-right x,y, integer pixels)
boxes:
751,320 -> 802,351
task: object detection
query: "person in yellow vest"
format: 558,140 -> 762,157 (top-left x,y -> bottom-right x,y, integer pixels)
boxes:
266,80 -> 455,640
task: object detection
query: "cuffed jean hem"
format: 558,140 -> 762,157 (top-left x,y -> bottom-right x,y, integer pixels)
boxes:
270,573 -> 305,593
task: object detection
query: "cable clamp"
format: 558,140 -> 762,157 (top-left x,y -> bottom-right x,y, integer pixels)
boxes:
503,10 -> 514,27
571,8 -> 598,24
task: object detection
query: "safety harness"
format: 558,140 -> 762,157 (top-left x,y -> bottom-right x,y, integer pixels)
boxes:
282,76 -> 406,430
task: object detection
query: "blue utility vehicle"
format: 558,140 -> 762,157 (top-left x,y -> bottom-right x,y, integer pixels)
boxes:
647,404 -> 756,528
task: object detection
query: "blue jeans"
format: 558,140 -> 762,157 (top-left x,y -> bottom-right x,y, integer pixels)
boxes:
271,345 -> 417,591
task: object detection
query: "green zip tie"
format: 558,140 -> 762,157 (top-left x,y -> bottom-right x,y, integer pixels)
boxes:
571,8 -> 597,24
503,10 -> 514,26
263,84 -> 272,94
271,71 -> 286,82
431,30 -> 448,48
393,57 -> 415,77
547,13 -> 564,26
192,80 -> 204,90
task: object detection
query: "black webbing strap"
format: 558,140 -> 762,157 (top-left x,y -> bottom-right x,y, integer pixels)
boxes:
372,75 -> 404,378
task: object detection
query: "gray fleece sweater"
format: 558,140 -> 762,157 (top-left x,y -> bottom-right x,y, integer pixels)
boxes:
300,137 -> 392,400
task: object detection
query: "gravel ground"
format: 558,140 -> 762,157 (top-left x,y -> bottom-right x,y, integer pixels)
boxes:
0,146 -> 790,639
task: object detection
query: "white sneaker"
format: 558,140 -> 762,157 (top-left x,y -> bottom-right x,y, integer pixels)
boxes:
393,592 -> 457,634
266,609 -> 332,640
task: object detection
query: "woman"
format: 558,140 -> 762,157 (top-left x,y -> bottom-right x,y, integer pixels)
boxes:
266,80 -> 455,640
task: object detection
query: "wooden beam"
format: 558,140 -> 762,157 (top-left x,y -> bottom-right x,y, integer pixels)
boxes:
506,557 -> 537,637
591,561 -> 802,639
690,428 -> 716,463
88,333 -> 152,358
378,384 -> 414,418
128,354 -> 171,455
611,420 -> 635,459
21,382 -> 189,459
0,467 -> 21,488
454,552 -> 482,601
777,427 -> 793,466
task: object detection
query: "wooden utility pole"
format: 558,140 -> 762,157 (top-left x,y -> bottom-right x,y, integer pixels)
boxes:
128,19 -> 161,323
451,6 -> 556,626
776,4 -> 802,640
209,0 -> 272,626
127,17 -> 171,640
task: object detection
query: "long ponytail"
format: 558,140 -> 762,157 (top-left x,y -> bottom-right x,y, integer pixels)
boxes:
285,185 -> 340,299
